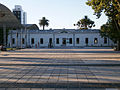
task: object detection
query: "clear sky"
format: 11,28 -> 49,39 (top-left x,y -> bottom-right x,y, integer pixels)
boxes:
0,0 -> 108,30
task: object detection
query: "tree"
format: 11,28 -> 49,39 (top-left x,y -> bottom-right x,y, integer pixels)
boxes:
39,17 -> 49,30
100,18 -> 120,44
74,16 -> 95,29
86,0 -> 120,50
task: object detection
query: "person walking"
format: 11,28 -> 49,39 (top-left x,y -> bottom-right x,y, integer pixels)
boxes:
0,45 -> 2,53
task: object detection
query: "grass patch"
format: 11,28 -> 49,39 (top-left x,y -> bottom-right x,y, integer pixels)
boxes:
6,48 -> 17,51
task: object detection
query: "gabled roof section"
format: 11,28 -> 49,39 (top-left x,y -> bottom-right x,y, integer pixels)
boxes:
23,24 -> 39,30
0,3 -> 22,28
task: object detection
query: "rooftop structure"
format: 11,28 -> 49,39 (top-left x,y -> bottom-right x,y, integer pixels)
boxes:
13,5 -> 27,24
23,24 -> 39,30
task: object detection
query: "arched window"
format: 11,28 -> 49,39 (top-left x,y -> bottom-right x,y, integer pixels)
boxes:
76,38 -> 80,44
94,38 -> 98,44
85,38 -> 88,44
40,38 -> 43,44
104,38 -> 107,44
56,38 -> 59,44
69,38 -> 72,44
31,38 -> 34,44
12,38 -> 15,44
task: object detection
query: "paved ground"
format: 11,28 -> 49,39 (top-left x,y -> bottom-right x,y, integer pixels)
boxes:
0,47 -> 120,90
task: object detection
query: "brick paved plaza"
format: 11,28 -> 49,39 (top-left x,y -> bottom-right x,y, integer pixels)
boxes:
0,47 -> 120,90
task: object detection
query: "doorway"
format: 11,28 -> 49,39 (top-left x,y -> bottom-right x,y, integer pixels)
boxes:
62,38 -> 66,45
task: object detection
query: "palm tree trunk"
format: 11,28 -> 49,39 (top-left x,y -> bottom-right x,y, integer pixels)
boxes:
43,25 -> 45,30
85,24 -> 87,29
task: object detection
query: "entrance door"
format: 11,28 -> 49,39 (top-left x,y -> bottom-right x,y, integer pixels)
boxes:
85,38 -> 88,46
62,38 -> 66,45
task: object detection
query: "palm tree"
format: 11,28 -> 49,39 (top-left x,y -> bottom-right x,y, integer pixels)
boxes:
39,17 -> 49,30
74,16 -> 95,29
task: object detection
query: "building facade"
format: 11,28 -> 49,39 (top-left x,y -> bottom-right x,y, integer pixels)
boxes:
7,29 -> 116,48
13,5 -> 27,24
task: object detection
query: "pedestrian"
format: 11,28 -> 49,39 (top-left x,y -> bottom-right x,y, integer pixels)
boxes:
0,45 -> 1,53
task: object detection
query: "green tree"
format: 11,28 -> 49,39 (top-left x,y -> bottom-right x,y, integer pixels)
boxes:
101,18 -> 120,43
86,0 -> 120,50
74,16 -> 95,29
39,17 -> 49,30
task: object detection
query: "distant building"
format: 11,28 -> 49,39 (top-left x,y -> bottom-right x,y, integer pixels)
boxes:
13,5 -> 27,24
7,29 -> 116,48
23,12 -> 27,24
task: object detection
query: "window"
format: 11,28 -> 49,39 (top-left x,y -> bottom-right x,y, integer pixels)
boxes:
69,38 -> 72,44
31,38 -> 34,44
76,38 -> 79,44
12,38 -> 15,44
56,38 -> 59,44
94,38 -> 98,44
49,38 -> 52,43
85,38 -> 88,44
104,38 -> 107,44
22,38 -> 25,44
40,38 -> 43,44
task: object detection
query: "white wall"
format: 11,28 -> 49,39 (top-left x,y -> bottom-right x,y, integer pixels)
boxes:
55,33 -> 73,47
30,33 -> 53,47
7,30 -> 115,48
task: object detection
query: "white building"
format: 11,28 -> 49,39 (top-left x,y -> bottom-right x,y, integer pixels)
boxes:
23,12 -> 27,24
13,5 -> 27,24
7,29 -> 116,48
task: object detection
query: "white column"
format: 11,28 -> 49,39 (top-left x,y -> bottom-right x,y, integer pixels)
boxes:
20,29 -> 23,48
53,33 -> 55,47
73,33 -> 75,47
3,25 -> 6,47
10,30 -> 13,48
16,30 -> 18,48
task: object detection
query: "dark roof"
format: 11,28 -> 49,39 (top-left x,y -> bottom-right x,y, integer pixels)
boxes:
0,3 -> 22,28
23,24 -> 39,30
14,29 -> 100,34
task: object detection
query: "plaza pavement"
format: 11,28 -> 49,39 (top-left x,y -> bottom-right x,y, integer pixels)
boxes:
0,47 -> 120,90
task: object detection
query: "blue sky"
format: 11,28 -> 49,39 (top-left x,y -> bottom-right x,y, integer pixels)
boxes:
0,0 -> 108,29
